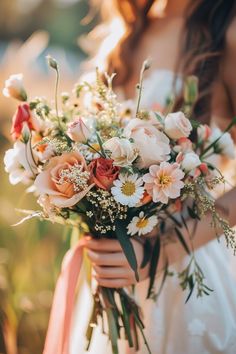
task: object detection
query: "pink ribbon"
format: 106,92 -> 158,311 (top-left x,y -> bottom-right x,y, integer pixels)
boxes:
43,239 -> 85,354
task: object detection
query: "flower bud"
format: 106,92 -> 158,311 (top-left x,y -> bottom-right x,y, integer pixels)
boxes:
46,55 -> 58,70
184,76 -> 198,105
21,122 -> 31,143
181,152 -> 201,172
61,92 -> 70,104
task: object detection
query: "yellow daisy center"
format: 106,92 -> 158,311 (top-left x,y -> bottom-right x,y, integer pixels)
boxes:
136,218 -> 149,229
158,173 -> 172,187
121,181 -> 136,196
89,143 -> 100,152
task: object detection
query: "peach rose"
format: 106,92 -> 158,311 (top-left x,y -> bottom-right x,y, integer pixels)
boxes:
123,118 -> 170,169
34,151 -> 93,208
89,158 -> 120,190
164,112 -> 192,140
11,103 -> 40,140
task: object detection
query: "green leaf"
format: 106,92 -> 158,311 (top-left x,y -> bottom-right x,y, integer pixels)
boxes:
132,311 -> 152,354
106,308 -> 119,354
154,112 -> 164,124
189,118 -> 201,129
187,206 -> 200,220
119,294 -> 133,347
147,236 -> 161,298
140,239 -> 152,269
165,210 -> 182,228
174,227 -> 191,255
96,132 -> 106,157
185,282 -> 195,303
115,220 -> 139,281
153,260 -> 169,300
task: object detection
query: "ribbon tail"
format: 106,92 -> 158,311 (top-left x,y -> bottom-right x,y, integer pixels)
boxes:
43,240 -> 85,354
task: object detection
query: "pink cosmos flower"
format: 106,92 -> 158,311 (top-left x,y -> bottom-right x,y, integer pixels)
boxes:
143,162 -> 185,204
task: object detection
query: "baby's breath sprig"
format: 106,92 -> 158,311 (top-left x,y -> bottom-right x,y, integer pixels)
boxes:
86,189 -> 127,235
41,136 -> 72,155
184,177 -> 236,254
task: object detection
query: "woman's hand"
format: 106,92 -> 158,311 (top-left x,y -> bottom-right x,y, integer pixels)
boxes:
84,237 -> 150,288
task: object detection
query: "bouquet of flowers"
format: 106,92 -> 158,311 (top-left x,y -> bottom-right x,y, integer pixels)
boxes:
3,57 -> 236,354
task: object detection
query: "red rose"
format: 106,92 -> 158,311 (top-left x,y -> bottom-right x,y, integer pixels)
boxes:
11,103 -> 39,140
89,158 -> 120,190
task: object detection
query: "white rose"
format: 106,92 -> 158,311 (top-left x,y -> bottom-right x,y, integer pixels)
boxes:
181,152 -> 201,172
103,137 -> 138,167
4,141 -> 38,185
67,117 -> 92,143
123,118 -> 170,169
209,127 -> 235,159
164,112 -> 192,140
3,73 -> 27,101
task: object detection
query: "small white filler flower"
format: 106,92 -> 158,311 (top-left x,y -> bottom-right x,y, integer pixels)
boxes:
111,173 -> 144,207
127,211 -> 158,236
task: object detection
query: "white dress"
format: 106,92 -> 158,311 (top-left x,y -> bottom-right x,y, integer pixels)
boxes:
70,69 -> 236,354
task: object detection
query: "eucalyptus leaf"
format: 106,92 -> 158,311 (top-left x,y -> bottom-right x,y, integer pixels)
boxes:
147,236 -> 161,298
115,220 -> 139,281
175,227 -> 191,255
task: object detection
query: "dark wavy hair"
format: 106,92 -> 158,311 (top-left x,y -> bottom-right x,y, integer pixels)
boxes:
103,0 -> 236,123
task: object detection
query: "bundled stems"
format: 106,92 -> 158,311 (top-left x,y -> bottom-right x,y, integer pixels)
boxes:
86,287 -> 152,354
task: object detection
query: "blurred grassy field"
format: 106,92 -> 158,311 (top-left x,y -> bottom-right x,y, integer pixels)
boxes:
0,1 -> 95,352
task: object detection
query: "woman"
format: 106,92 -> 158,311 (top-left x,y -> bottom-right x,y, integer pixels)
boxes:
71,0 -> 236,353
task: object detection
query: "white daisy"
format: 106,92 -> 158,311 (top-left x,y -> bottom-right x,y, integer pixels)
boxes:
127,211 -> 158,236
111,173 -> 144,207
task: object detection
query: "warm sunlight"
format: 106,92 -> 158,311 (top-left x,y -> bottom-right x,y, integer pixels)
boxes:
94,17 -> 125,69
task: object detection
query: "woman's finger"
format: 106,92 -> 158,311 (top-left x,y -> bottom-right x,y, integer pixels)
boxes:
93,265 -> 134,279
84,238 -> 122,252
86,250 -> 127,266
94,277 -> 133,288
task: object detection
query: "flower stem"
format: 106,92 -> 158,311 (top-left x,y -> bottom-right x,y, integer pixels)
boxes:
55,67 -> 62,131
135,59 -> 151,117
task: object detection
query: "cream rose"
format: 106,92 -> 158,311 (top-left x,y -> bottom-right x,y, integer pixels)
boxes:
164,112 -> 192,140
181,152 -> 201,172
103,137 -> 138,167
4,141 -> 38,185
3,73 -> 27,101
34,151 -> 93,208
123,118 -> 170,169
209,127 -> 235,159
67,117 -> 92,143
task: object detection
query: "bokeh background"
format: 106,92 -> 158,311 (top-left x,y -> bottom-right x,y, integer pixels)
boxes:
0,1 -> 97,353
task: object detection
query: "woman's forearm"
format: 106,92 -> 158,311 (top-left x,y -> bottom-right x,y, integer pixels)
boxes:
158,186 -> 236,269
